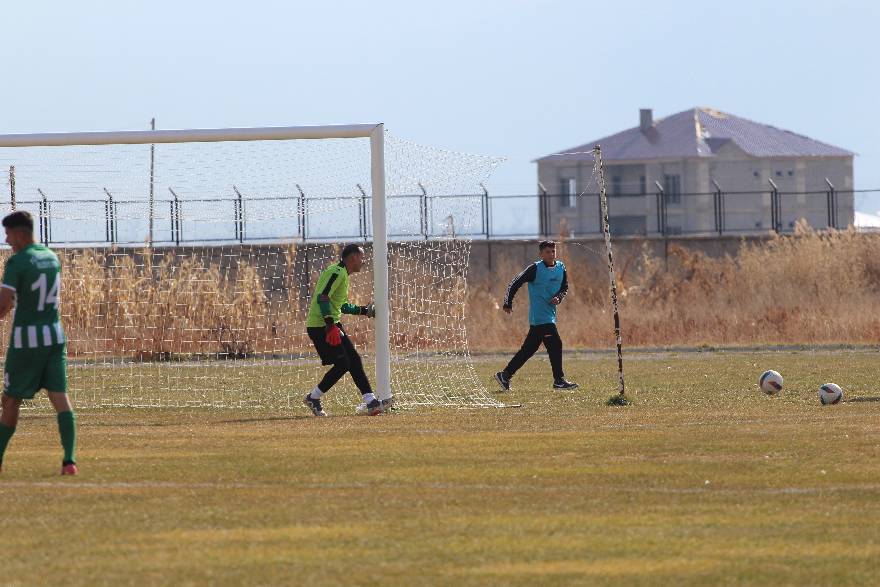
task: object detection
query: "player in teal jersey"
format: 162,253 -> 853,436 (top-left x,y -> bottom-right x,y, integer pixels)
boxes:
495,240 -> 579,392
303,244 -> 384,417
0,211 -> 77,475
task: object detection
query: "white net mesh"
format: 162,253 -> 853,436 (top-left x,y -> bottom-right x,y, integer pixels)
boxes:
0,131 -> 505,410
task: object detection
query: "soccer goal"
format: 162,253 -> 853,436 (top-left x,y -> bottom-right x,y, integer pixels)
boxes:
0,124 -> 503,410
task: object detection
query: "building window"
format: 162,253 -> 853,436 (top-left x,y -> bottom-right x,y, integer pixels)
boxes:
559,178 -> 577,208
639,175 -> 647,195
663,174 -> 681,204
612,176 -> 621,197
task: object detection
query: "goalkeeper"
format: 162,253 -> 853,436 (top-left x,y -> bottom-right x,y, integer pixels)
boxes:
495,240 -> 578,392
303,244 -> 383,417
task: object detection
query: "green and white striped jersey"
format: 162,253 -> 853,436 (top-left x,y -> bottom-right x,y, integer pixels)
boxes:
1,243 -> 66,348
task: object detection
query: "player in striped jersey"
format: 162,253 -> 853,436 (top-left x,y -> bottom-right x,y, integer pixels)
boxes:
0,211 -> 77,475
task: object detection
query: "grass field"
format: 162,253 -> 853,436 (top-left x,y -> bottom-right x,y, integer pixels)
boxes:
4,349 -> 880,586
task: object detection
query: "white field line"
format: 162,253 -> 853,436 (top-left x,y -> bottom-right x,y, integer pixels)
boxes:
4,480 -> 880,495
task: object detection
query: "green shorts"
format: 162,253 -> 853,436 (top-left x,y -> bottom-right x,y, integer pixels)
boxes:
3,343 -> 67,400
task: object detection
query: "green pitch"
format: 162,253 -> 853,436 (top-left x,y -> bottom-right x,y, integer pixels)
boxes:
3,349 -> 880,586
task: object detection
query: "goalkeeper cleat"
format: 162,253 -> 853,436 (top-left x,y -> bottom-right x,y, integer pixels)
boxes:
553,379 -> 579,390
303,394 -> 327,417
61,463 -> 78,476
359,398 -> 383,416
494,371 -> 511,391
356,398 -> 392,415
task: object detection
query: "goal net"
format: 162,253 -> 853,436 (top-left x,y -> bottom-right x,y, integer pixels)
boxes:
0,125 -> 504,410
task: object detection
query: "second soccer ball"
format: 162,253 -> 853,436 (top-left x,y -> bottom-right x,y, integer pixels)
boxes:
818,383 -> 843,405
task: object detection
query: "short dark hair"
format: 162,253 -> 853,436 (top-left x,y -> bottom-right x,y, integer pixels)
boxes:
341,244 -> 364,259
2,211 -> 34,232
538,240 -> 556,251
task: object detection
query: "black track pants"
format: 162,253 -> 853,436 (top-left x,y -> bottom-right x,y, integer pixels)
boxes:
307,324 -> 373,395
504,323 -> 564,380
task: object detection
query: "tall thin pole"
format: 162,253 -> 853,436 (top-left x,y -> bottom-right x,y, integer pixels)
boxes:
296,184 -> 307,241
593,145 -> 628,404
37,188 -> 47,244
9,165 -> 15,211
370,124 -> 391,403
149,118 -> 156,246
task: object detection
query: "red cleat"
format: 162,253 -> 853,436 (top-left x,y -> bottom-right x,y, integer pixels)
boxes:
61,463 -> 78,476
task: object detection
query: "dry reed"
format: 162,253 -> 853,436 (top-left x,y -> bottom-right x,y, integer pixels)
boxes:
468,223 -> 880,349
1,225 -> 877,359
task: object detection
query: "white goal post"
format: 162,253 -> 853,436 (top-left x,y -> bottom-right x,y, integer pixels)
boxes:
0,124 -> 394,403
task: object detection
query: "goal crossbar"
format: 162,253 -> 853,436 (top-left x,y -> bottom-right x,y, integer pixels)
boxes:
0,123 -> 393,402
0,124 -> 380,148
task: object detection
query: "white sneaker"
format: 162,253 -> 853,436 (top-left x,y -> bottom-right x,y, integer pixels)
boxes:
355,397 -> 394,415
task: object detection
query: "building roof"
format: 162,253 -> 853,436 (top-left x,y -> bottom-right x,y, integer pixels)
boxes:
537,107 -> 854,163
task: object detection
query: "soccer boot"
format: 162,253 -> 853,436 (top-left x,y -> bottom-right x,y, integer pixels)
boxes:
553,379 -> 579,390
303,394 -> 327,417
380,397 -> 395,413
494,371 -> 511,391
61,462 -> 78,476
358,398 -> 383,416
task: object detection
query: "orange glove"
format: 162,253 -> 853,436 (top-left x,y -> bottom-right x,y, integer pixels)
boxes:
325,324 -> 342,346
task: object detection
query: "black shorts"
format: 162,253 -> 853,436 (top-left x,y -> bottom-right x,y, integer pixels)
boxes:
307,324 -> 348,365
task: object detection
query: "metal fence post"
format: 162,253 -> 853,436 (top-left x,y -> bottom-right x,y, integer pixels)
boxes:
296,184 -> 307,241
169,188 -> 181,245
824,178 -> 837,229
232,185 -> 245,243
712,180 -> 723,235
768,178 -> 780,232
103,188 -> 117,244
537,182 -> 548,238
486,190 -> 493,239
654,181 -> 666,235
8,165 -> 15,211
37,188 -> 51,245
356,183 -> 368,241
480,182 -> 489,239
418,182 -> 428,239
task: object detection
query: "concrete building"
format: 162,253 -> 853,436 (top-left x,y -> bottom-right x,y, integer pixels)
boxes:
535,107 -> 854,236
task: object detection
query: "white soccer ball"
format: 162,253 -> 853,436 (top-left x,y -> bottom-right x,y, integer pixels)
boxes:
355,402 -> 368,415
818,383 -> 843,405
759,370 -> 783,394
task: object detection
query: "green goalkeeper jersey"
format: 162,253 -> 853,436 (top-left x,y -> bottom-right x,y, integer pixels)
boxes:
1,243 -> 66,348
306,262 -> 363,328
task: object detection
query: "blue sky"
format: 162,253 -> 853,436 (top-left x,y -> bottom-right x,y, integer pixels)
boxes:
2,0 -> 878,209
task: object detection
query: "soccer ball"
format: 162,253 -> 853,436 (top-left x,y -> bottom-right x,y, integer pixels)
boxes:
758,370 -> 783,394
818,383 -> 843,405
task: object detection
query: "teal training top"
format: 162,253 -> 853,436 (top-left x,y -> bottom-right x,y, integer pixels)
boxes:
503,260 -> 568,326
